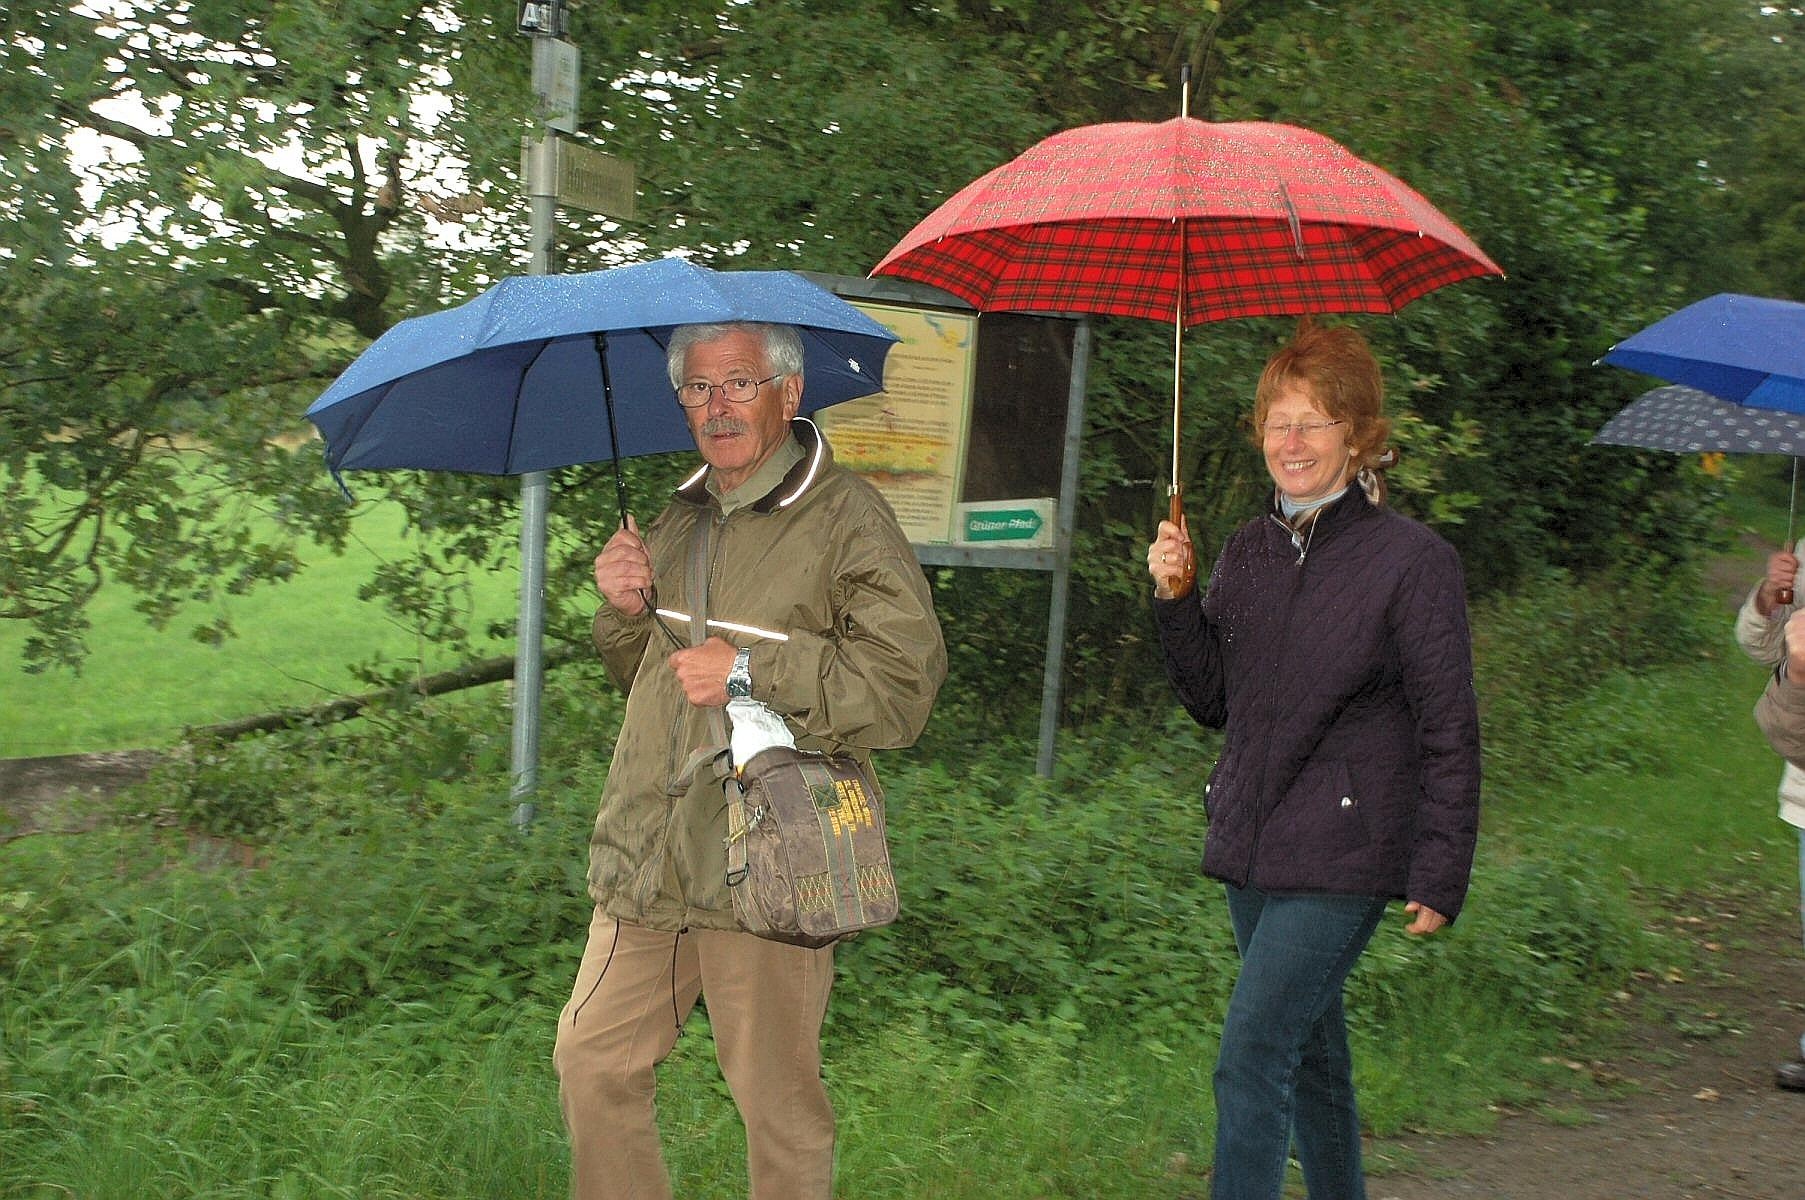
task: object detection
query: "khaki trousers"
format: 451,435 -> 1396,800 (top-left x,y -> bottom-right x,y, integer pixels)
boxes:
553,909 -> 836,1200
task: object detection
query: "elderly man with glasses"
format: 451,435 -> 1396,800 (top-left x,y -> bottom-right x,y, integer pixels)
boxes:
554,321 -> 946,1200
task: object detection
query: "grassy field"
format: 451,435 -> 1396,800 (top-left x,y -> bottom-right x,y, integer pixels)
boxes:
4,464 -> 1801,1197
0,499 -> 518,756
3,640 -> 1797,1199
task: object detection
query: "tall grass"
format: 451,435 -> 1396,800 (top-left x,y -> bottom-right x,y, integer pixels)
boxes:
4,456 -> 1797,1196
5,608 -> 1796,1197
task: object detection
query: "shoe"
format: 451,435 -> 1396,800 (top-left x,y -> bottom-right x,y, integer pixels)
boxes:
1777,1060 -> 1805,1092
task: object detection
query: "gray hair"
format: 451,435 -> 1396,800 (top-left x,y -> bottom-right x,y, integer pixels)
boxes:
666,322 -> 806,389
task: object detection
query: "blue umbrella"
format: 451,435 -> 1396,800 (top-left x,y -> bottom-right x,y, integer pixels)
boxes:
1593,382 -> 1805,602
306,257 -> 899,515
1599,293 -> 1805,414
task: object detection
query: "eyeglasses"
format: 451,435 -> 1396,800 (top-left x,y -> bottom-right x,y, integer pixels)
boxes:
1260,418 -> 1346,440
675,374 -> 783,408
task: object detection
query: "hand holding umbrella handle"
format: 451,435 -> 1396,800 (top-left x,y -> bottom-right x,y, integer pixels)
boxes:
1164,493 -> 1196,599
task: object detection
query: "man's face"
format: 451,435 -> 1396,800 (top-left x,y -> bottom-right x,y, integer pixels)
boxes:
679,330 -> 802,493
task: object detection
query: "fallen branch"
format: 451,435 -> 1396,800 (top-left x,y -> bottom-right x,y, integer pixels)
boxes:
181,644 -> 588,742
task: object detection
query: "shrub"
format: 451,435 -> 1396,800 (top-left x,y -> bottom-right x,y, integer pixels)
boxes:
1470,567 -> 1716,784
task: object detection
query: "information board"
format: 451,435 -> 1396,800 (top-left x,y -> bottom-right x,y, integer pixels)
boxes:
815,302 -> 977,545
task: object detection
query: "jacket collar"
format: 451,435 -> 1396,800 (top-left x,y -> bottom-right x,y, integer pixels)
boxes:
674,417 -> 831,514
1267,481 -> 1371,536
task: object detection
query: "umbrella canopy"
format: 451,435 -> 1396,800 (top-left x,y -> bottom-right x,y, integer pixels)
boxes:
1592,384 -> 1805,456
871,116 -> 1502,324
307,257 -> 900,478
1599,293 -> 1805,415
1593,381 -> 1805,602
871,110 -> 1500,598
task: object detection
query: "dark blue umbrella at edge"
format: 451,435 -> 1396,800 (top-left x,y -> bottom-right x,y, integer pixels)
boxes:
1592,384 -> 1805,456
1599,292 -> 1805,414
1593,382 -> 1805,602
306,257 -> 900,521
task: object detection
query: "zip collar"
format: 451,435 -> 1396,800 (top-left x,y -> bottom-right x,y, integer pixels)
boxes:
673,417 -> 830,513
1265,483 -> 1370,564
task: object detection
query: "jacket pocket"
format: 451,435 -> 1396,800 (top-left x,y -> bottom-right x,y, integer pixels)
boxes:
1266,759 -> 1372,864
1202,753 -> 1232,824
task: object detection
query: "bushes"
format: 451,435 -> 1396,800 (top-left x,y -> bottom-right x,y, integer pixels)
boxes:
1470,566 -> 1718,784
1,565 -> 1740,1194
838,720 -> 1237,1045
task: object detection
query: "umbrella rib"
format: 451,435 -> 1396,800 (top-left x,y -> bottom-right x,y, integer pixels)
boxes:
502,339 -> 558,474
321,379 -> 399,477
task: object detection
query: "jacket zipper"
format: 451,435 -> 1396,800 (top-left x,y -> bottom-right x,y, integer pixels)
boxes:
1243,516 -> 1311,885
642,508 -> 729,920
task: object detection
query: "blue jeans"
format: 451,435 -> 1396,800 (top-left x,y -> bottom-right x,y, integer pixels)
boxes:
1211,884 -> 1387,1200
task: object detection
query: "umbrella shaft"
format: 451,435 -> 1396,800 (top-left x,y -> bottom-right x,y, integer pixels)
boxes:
1170,227 -> 1185,494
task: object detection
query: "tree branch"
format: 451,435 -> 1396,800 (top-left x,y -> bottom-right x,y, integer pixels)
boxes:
182,644 -> 587,742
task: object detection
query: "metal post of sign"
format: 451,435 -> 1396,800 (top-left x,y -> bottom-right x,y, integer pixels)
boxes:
510,170 -> 554,827
1036,316 -> 1091,778
509,1 -> 572,831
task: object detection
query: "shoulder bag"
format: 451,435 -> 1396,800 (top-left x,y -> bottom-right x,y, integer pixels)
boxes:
686,517 -> 900,948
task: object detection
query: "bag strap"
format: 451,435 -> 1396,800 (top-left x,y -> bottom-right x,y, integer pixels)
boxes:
689,514 -> 756,890
685,512 -> 713,649
674,514 -> 733,788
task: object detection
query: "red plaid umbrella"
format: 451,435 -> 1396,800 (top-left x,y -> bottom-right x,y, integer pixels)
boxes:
872,117 -> 1500,321
871,113 -> 1501,594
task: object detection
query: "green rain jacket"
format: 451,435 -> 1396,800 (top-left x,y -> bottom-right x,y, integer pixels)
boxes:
586,421 -> 947,931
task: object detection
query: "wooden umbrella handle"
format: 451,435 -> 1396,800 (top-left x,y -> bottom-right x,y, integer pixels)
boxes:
1164,492 -> 1196,599
1782,587 -> 1795,606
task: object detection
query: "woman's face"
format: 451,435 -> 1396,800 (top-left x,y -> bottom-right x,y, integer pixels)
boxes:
1260,383 -> 1357,505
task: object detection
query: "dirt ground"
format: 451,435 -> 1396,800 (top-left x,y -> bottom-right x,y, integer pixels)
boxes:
0,749 -> 162,842
1368,896 -> 1805,1200
3,752 -> 1801,1198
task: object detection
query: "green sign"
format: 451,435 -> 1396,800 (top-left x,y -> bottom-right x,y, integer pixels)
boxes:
962,509 -> 1045,542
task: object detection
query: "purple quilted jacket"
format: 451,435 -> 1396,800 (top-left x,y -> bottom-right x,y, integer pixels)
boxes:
1154,486 -> 1482,921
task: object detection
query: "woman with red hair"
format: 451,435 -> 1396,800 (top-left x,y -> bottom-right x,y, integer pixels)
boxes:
1146,321 -> 1482,1200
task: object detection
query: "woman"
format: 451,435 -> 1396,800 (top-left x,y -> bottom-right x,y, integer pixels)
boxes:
1146,321 -> 1481,1200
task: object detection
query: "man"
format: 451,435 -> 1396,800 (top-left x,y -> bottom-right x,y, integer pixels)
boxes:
553,321 -> 946,1198
1743,579 -> 1805,1094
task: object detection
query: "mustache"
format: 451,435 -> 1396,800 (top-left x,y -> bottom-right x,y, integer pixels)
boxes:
699,416 -> 748,437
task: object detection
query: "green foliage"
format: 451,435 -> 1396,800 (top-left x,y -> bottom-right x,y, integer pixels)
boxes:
1353,855 -> 1648,1032
10,0 -> 1796,687
1470,566 -> 1720,784
4,568 -> 1787,1193
839,716 -> 1236,1045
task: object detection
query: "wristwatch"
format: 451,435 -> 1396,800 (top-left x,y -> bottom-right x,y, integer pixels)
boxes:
726,647 -> 753,700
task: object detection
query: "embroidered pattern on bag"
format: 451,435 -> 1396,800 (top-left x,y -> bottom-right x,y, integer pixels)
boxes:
801,761 -> 840,811
857,863 -> 895,902
797,872 -> 835,914
826,777 -> 874,835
